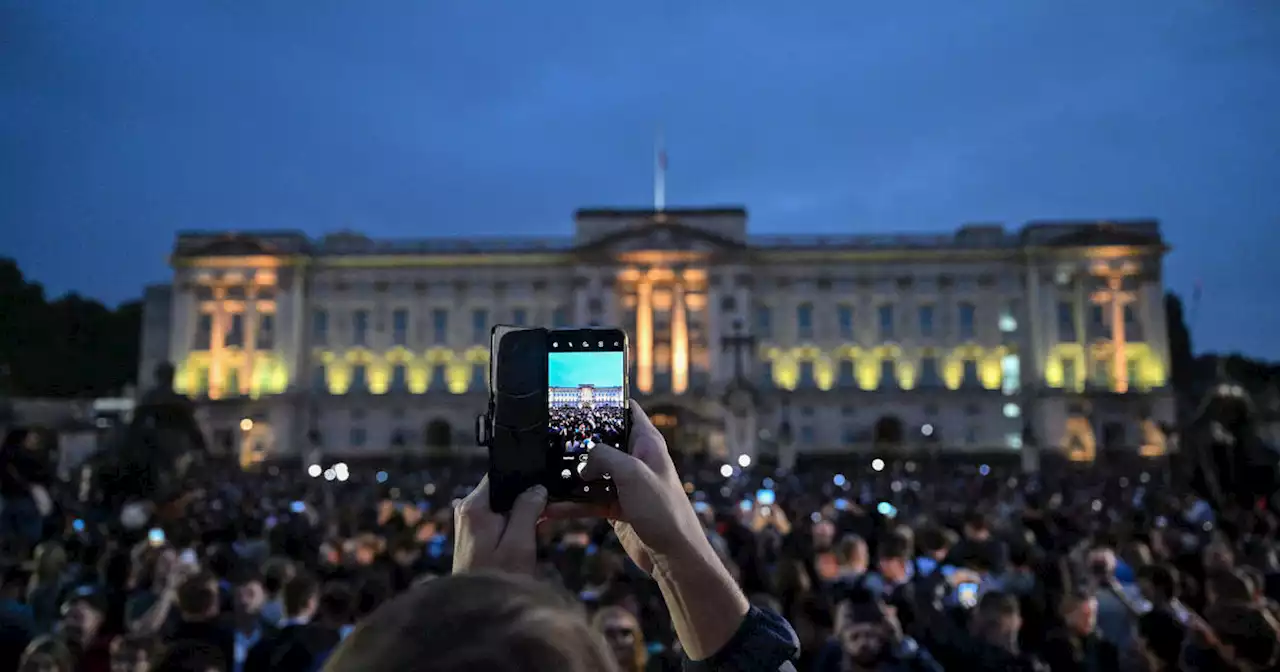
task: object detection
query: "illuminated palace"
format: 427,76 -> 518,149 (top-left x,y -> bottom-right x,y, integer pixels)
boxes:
139,208 -> 1173,467
550,385 -> 627,409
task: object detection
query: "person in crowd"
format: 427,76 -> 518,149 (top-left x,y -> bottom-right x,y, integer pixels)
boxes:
1040,589 -> 1120,672
817,586 -> 941,672
592,605 -> 656,672
108,634 -> 160,672
1132,609 -> 1184,672
258,558 -> 295,627
18,635 -> 76,672
1,564 -> 37,671
230,569 -> 275,672
1086,547 -> 1137,652
27,541 -> 70,634
832,534 -> 870,588
167,571 -> 234,667
1,428 -> 55,558
243,571 -> 338,672
58,585 -> 112,672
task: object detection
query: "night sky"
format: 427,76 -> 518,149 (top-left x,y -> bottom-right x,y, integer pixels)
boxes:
2,1 -> 1277,358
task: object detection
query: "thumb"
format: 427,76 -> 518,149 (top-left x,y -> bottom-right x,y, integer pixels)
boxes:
505,485 -> 548,533
580,443 -> 641,483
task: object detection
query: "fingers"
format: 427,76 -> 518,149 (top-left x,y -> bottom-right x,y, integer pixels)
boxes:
505,485 -> 548,535
628,399 -> 660,444
456,476 -> 502,526
580,443 -> 643,483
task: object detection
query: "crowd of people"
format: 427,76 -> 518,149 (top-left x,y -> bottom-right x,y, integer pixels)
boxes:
549,404 -> 627,454
1,396 -> 1279,672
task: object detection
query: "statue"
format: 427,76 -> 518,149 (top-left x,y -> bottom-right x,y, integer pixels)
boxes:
1183,372 -> 1280,513
85,363 -> 208,507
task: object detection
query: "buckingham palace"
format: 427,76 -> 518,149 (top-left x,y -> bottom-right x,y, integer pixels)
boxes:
137,206 -> 1175,468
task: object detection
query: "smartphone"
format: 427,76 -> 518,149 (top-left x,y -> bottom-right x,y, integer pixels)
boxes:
755,489 -> 776,506
739,499 -> 753,512
179,549 -> 198,566
290,500 -> 306,514
547,328 -> 630,501
694,501 -> 710,513
876,501 -> 898,518
834,498 -> 850,511
147,527 -> 165,546
958,582 -> 979,608
72,518 -> 86,533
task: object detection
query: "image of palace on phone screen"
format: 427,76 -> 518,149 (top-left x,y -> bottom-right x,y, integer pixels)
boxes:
548,351 -> 626,458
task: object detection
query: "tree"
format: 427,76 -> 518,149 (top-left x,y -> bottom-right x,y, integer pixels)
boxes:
0,258 -> 141,398
1165,292 -> 1195,396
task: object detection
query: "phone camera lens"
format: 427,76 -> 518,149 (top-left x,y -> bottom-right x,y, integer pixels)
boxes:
582,342 -> 589,347
598,341 -> 604,347
552,342 -> 558,347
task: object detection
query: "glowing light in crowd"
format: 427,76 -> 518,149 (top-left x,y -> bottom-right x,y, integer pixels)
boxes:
833,474 -> 846,487
737,454 -> 751,468
979,464 -> 990,476
307,464 -> 322,478
871,458 -> 885,472
334,463 -> 350,482
239,418 -> 254,431
719,464 -> 733,478
323,469 -> 336,481
376,471 -> 388,484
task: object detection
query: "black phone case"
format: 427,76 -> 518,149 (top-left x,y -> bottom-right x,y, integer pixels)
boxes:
485,325 -> 549,513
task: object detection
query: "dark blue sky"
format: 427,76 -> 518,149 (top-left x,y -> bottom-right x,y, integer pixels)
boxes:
2,1 -> 1277,358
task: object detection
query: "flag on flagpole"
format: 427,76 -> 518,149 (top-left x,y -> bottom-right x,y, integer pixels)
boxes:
658,149 -> 667,171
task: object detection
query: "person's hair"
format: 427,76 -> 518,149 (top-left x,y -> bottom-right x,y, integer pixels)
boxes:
110,634 -> 160,664
1205,602 -> 1280,669
964,512 -> 989,532
325,572 -> 617,672
915,526 -> 949,555
319,581 -> 356,624
1136,610 -> 1184,666
591,606 -> 646,672
1206,569 -> 1253,605
31,541 -> 68,584
262,557 -> 293,595
1137,564 -> 1179,600
232,567 -> 264,588
877,531 -> 912,561
976,591 -> 1020,620
175,573 -> 219,619
834,534 -> 866,565
282,571 -> 319,618
19,635 -> 75,672
154,640 -> 226,672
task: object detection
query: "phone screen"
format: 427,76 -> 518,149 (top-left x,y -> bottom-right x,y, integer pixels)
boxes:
147,528 -> 165,545
958,582 -> 979,608
756,489 -> 776,506
547,329 -> 628,499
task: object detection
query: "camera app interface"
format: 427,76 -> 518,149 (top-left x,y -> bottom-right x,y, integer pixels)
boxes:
548,341 -> 625,494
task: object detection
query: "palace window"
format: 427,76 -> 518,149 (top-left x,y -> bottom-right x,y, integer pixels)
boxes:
798,361 -> 816,389
755,306 -> 772,338
797,303 -> 814,340
958,302 -> 976,341
432,309 -> 449,345
512,308 -> 528,326
256,313 -> 275,350
312,310 -> 328,346
390,365 -> 408,392
472,309 -> 488,343
961,359 -> 980,388
350,365 -> 368,392
552,306 -> 570,328
226,314 -> 244,348
1056,302 -> 1075,342
878,305 -> 895,340
311,365 -> 327,392
392,309 -> 409,346
880,359 -> 897,389
838,305 -> 855,339
837,360 -> 856,388
918,305 -> 935,338
918,357 -> 942,388
194,314 -> 213,350
353,310 -> 370,347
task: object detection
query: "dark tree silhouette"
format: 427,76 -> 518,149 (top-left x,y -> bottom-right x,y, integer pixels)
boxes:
1165,292 -> 1195,398
0,258 -> 141,398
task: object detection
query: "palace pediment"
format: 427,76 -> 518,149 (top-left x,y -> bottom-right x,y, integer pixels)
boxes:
1043,225 -> 1162,249
575,218 -> 748,256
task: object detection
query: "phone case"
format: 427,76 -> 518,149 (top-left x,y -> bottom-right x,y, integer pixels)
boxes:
484,325 -> 550,513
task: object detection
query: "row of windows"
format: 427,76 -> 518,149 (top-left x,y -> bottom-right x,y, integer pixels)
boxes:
312,307 -> 571,347
193,313 -> 275,350
759,356 -> 1019,393
752,302 -> 1010,341
1056,302 -> 1143,342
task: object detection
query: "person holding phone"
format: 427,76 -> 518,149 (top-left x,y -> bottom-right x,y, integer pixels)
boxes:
327,400 -> 800,672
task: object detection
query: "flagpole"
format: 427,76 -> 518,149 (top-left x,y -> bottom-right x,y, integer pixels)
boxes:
654,127 -> 666,212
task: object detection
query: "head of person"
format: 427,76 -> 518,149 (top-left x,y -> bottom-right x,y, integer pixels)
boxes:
592,606 -> 646,672
1137,563 -> 1179,605
915,526 -> 951,562
1206,569 -> 1253,608
325,572 -> 617,671
175,573 -> 220,622
1134,610 -> 1184,672
109,634 -> 158,672
261,557 -> 295,598
232,569 -> 266,617
972,591 -> 1021,650
318,581 -> 356,627
1205,602 -> 1280,671
875,531 -> 912,585
833,588 -> 894,668
1204,541 -> 1236,573
1087,547 -> 1117,581
963,513 -> 990,541
834,534 -> 868,573
282,572 -> 320,623
19,636 -> 75,672
1060,589 -> 1098,637
59,587 -> 107,647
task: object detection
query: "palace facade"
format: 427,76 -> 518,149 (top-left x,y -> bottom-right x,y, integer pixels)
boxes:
138,208 -> 1174,468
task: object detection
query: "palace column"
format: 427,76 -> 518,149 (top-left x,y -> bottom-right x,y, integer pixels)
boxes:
636,278 -> 654,393
209,287 -> 229,399
243,287 -> 258,396
1091,261 -> 1138,393
672,281 -> 689,394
